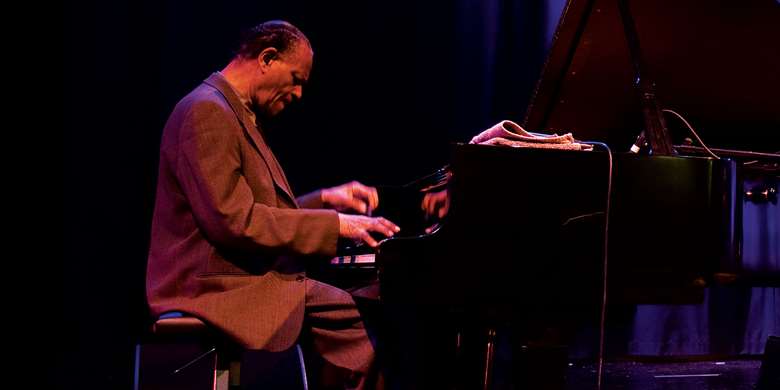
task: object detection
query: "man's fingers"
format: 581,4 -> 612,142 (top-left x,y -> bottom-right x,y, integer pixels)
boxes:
438,202 -> 449,218
350,184 -> 378,214
361,217 -> 401,246
339,213 -> 401,248
421,194 -> 431,213
369,187 -> 379,211
359,231 -> 379,248
421,193 -> 439,218
424,223 -> 441,234
369,222 -> 396,238
376,217 -> 400,233
349,198 -> 369,214
421,190 -> 449,219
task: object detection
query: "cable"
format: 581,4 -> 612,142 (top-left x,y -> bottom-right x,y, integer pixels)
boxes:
662,109 -> 720,159
581,141 -> 613,390
562,211 -> 605,227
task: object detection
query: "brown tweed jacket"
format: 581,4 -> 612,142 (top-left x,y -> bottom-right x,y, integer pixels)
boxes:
146,73 -> 339,350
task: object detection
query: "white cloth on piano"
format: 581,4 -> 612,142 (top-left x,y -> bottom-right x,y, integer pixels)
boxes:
470,120 -> 593,151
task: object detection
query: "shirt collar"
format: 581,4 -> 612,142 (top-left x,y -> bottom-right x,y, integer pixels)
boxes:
216,71 -> 256,123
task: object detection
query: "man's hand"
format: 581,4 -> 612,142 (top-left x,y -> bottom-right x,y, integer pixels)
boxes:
322,181 -> 379,215
338,214 -> 400,248
421,189 -> 449,234
421,189 -> 449,219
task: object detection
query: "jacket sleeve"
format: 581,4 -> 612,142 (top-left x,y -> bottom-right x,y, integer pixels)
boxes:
172,99 -> 339,257
296,190 -> 325,209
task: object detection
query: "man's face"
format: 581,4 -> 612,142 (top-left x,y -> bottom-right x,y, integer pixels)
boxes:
253,44 -> 313,118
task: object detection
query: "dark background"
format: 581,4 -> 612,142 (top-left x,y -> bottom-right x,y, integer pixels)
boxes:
62,1 -> 560,388
61,0 -> 777,388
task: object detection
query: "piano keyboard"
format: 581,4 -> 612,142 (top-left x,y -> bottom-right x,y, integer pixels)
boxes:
330,254 -> 376,266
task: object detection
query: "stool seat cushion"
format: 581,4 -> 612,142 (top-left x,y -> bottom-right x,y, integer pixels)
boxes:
152,314 -> 209,335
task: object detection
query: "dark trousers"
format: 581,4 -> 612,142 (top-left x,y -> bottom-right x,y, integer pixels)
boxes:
303,278 -> 382,390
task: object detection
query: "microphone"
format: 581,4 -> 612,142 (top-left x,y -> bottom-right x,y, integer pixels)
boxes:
629,130 -> 646,153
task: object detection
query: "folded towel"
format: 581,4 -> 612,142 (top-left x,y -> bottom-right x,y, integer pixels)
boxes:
470,120 -> 593,151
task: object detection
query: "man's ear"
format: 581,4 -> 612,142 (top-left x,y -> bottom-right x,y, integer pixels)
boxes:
258,47 -> 279,68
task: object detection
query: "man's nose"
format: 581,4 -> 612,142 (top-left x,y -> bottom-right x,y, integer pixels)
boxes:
292,85 -> 303,100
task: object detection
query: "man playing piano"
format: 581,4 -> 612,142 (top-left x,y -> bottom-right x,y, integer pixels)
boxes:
145,20 -> 399,389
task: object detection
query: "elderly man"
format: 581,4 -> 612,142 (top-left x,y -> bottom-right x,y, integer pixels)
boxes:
146,20 -> 398,389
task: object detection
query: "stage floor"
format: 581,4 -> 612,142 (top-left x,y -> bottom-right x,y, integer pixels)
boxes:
564,359 -> 762,390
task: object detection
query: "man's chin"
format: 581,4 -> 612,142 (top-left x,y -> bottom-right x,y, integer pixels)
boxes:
265,103 -> 285,117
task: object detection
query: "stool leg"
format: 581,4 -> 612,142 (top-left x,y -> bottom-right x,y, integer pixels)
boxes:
296,344 -> 309,390
482,328 -> 496,390
215,367 -> 229,390
134,344 -> 142,390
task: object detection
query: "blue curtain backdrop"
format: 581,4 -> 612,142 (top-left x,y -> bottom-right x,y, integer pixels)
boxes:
626,183 -> 779,356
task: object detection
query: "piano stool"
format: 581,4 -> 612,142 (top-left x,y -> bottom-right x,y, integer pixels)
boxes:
133,312 -> 308,390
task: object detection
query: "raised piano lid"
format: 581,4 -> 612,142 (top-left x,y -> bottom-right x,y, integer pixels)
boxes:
523,0 -> 780,153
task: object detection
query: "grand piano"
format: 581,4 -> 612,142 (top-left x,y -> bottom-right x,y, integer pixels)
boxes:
324,0 -> 779,388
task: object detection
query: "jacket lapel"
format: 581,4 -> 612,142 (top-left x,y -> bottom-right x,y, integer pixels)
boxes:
203,73 -> 298,206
